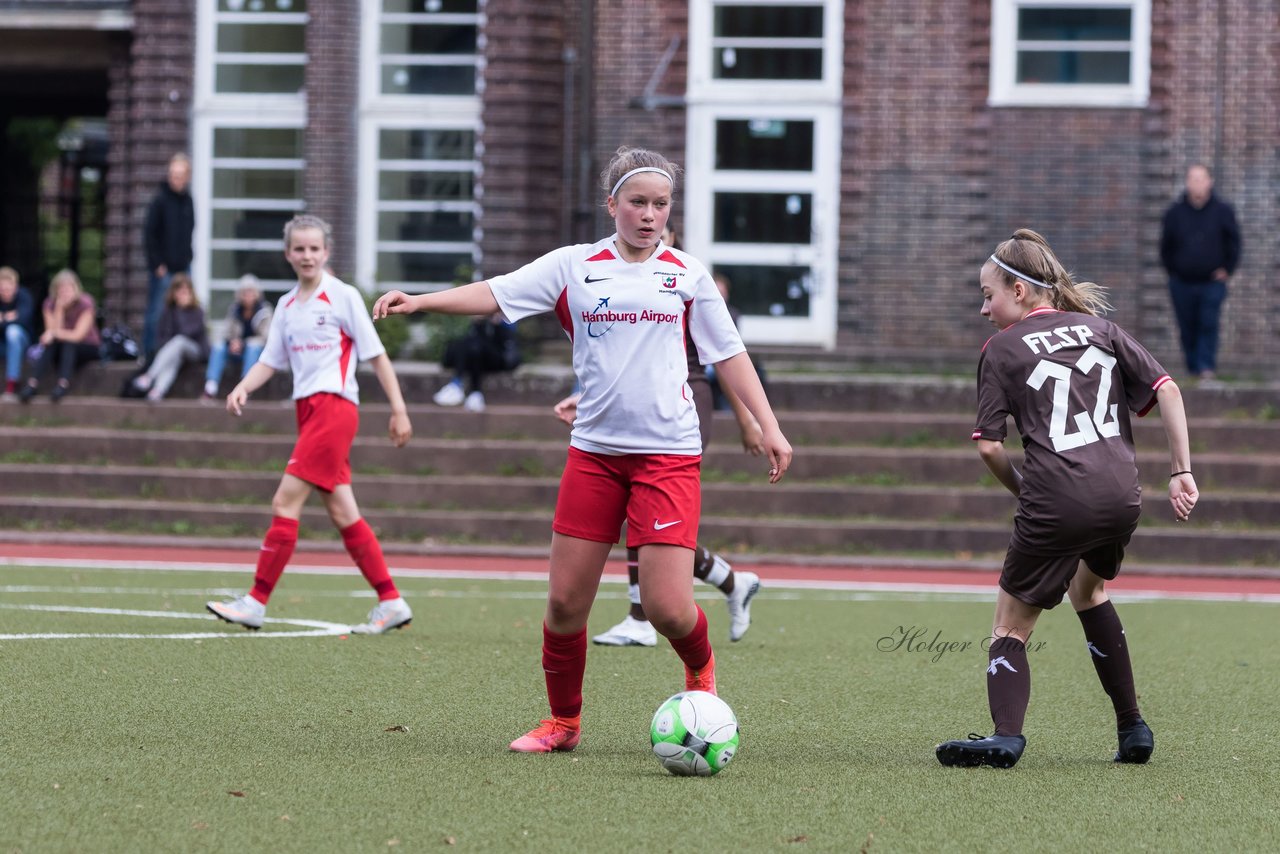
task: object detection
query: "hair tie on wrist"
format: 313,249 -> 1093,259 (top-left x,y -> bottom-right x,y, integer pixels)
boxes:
1170,470 -> 1192,478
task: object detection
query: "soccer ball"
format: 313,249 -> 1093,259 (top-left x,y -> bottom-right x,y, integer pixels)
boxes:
650,691 -> 739,776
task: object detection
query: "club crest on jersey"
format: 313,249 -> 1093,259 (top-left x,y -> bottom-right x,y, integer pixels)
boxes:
660,276 -> 677,289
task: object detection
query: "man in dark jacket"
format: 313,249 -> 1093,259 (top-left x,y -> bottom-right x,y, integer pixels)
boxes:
1159,163 -> 1241,381
142,153 -> 195,359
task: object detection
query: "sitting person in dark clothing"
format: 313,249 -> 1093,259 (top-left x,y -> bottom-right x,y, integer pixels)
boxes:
130,273 -> 209,401
431,311 -> 521,413
1,266 -> 35,401
19,269 -> 101,404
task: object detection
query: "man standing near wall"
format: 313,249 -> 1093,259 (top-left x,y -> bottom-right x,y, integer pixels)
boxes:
1159,164 -> 1241,383
142,152 -> 195,360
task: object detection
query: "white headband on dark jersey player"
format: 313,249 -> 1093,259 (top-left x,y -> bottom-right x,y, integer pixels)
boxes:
610,167 -> 674,198
988,254 -> 1053,290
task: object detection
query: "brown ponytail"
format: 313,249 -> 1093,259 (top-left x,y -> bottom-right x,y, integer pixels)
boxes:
991,228 -> 1112,316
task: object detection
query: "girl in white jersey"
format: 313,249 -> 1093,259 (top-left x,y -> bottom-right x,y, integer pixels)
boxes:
374,147 -> 792,753
207,215 -> 416,635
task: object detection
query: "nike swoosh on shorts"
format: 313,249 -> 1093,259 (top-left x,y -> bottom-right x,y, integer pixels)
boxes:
653,520 -> 682,530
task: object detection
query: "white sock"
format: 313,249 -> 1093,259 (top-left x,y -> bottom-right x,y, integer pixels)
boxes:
704,554 -> 732,588
627,582 -> 642,607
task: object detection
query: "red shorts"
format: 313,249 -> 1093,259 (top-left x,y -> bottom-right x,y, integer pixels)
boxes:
286,393 -> 359,492
553,447 -> 702,549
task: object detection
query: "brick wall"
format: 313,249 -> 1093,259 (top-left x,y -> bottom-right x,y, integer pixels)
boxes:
304,0 -> 360,279
834,0 -> 1277,375
587,0 -> 689,240
477,0 -> 571,278
104,0 -> 193,330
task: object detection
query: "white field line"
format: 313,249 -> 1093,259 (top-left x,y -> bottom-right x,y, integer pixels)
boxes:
0,602 -> 350,640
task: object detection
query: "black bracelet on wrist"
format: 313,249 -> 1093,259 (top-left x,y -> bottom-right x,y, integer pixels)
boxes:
1170,470 -> 1192,478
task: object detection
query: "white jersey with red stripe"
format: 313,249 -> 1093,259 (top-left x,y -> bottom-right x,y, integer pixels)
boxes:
488,235 -> 744,456
259,272 -> 385,405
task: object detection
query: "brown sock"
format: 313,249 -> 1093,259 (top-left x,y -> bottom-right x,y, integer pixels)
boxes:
1076,600 -> 1141,728
987,636 -> 1031,736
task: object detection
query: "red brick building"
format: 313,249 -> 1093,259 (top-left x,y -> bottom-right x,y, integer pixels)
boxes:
2,0 -> 1274,375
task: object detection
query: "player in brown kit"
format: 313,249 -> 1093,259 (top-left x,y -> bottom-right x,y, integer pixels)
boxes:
936,229 -> 1198,769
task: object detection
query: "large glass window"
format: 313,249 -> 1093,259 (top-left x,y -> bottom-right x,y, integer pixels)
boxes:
208,126 -> 304,300
712,4 -> 824,80
990,1 -> 1150,107
372,128 -> 479,292
212,0 -> 308,95
357,1 -> 483,295
687,2 -> 842,347
377,0 -> 482,97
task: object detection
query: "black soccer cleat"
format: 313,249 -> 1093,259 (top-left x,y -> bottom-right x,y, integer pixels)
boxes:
1114,718 -> 1154,764
936,733 -> 1026,769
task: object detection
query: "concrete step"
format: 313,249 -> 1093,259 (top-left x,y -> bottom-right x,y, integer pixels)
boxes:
5,398 -> 1280,452
2,495 -> 1275,566
3,426 -> 1277,489
36,360 -> 1280,414
6,463 -> 1279,528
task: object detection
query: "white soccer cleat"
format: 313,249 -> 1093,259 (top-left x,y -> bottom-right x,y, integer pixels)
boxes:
432,381 -> 465,406
351,597 -> 413,635
725,570 -> 761,642
463,390 -> 486,412
592,615 -> 657,647
206,593 -> 266,630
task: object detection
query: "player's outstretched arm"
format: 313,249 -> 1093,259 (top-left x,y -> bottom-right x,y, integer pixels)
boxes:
1156,380 -> 1198,521
713,352 -> 792,482
977,439 -> 1022,497
226,361 -> 276,416
372,281 -> 500,321
369,353 -> 412,448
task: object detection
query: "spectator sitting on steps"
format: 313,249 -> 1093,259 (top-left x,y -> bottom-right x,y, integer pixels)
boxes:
0,266 -> 35,402
431,311 -> 522,413
204,274 -> 272,400
130,273 -> 209,402
19,269 -> 101,404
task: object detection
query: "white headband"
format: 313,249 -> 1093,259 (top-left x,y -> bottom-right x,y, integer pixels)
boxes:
610,167 -> 674,198
988,254 -> 1053,290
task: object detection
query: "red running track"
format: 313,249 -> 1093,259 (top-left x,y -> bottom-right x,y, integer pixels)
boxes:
3,541 -> 1279,600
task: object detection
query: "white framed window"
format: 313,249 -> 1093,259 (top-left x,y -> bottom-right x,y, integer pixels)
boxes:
205,0 -> 308,99
686,1 -> 843,348
989,0 -> 1151,108
688,0 -> 844,103
193,0 -> 308,317
357,0 -> 483,294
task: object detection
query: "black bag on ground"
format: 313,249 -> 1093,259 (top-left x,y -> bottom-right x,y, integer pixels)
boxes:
100,325 -> 140,362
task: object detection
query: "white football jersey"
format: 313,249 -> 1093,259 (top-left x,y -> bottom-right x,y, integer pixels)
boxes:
259,272 -> 385,405
489,236 -> 744,455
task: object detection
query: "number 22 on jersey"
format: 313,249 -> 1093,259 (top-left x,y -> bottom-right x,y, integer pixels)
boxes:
1026,345 -> 1120,452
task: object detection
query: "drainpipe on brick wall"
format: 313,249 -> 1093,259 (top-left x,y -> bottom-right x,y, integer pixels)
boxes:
1212,0 -> 1226,177
562,45 -> 577,246
573,0 -> 596,244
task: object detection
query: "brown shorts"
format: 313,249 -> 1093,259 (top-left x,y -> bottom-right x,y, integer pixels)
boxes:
999,533 -> 1132,610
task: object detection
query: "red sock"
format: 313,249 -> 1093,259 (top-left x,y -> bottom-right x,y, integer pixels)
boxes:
250,516 -> 298,604
668,605 -> 712,671
341,518 -> 398,601
543,624 -> 587,719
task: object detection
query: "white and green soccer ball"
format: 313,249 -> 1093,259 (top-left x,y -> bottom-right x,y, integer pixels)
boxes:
649,690 -> 739,776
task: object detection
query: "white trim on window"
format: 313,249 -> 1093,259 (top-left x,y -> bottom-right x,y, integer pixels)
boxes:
685,2 -> 843,349
688,0 -> 843,104
356,0 -> 483,295
989,0 -> 1151,108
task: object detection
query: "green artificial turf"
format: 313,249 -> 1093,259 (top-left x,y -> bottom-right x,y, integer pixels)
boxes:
1,565 -> 1277,852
